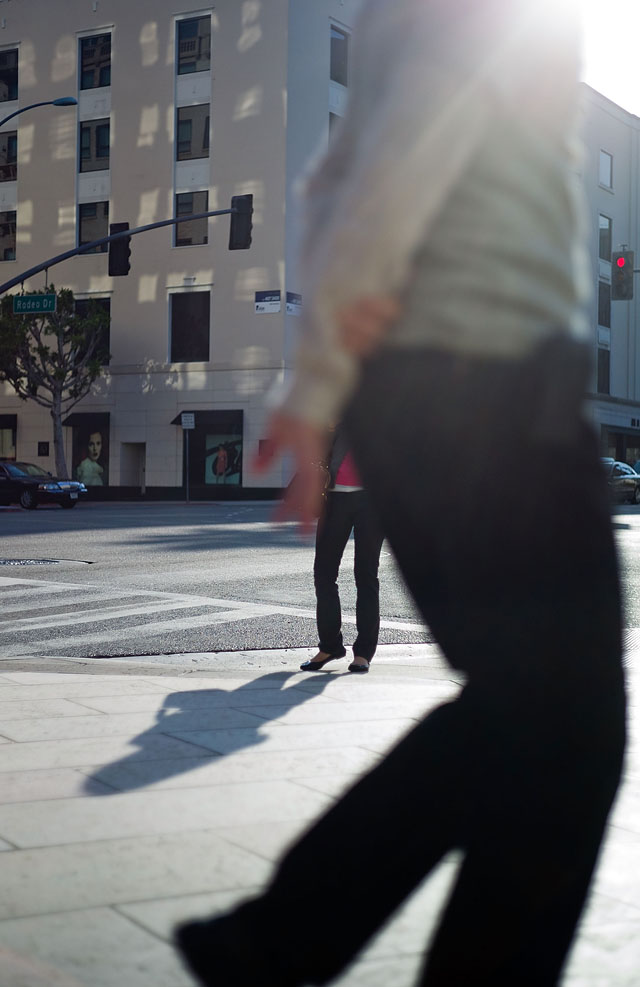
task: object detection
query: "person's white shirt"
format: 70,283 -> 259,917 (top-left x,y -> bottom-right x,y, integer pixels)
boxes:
281,0 -> 587,428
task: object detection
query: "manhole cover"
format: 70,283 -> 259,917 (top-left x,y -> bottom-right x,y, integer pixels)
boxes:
0,559 -> 61,566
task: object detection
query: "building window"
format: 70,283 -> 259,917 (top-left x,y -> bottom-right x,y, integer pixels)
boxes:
176,105 -> 209,160
0,130 -> 16,182
597,347 -> 610,395
598,281 -> 611,328
0,49 -> 18,102
599,150 -> 613,189
0,210 -> 16,260
175,190 -> 208,246
170,291 -> 210,362
329,112 -> 342,137
80,34 -> 111,89
79,119 -> 110,172
75,297 -> 111,365
599,214 -> 612,261
78,201 -> 109,253
177,16 -> 211,75
330,26 -> 349,86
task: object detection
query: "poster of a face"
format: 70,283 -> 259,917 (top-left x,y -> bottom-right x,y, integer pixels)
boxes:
72,417 -> 110,486
205,432 -> 242,485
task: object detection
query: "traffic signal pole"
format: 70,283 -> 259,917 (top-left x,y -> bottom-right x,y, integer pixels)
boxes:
0,196 -> 253,296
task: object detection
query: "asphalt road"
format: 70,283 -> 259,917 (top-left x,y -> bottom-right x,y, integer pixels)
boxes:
0,501 -> 427,660
2,500 -> 640,662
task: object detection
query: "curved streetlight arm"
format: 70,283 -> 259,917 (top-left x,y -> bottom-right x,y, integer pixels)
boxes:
0,97 -> 77,129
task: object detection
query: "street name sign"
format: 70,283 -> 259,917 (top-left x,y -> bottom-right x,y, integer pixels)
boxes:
255,290 -> 281,314
13,294 -> 57,314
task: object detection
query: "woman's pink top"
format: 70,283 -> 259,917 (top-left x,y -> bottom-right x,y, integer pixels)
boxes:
335,452 -> 361,488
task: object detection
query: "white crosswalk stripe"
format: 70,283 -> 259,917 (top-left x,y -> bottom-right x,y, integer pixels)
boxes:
0,575 -> 426,657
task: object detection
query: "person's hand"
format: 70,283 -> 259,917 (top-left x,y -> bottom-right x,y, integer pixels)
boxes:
253,412 -> 328,533
337,295 -> 401,357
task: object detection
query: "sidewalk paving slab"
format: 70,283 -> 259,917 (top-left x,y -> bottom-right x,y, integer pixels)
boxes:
0,641 -> 637,987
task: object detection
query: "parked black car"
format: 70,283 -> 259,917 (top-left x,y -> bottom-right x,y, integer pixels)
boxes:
601,458 -> 640,504
0,461 -> 87,509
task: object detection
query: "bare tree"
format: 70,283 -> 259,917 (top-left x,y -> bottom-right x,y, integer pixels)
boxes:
0,286 -> 110,476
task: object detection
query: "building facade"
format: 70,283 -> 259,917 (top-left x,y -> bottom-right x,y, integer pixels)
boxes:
2,7 -> 640,497
582,84 -> 640,463
0,0 -> 361,498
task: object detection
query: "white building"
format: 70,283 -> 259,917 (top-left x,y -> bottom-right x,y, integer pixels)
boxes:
0,0 -> 361,498
582,84 -> 640,463
1,6 -> 640,498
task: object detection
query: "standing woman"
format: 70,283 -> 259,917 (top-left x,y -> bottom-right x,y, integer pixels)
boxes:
176,1 -> 626,984
301,424 -> 383,674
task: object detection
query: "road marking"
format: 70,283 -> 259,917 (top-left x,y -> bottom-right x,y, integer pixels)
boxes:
0,607 -> 283,656
1,576 -> 425,631
0,592 -> 168,615
0,580 -> 76,594
0,574 -> 426,657
0,600 -> 230,634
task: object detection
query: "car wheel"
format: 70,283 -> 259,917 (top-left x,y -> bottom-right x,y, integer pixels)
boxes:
19,489 -> 38,510
61,498 -> 77,509
634,487 -> 640,506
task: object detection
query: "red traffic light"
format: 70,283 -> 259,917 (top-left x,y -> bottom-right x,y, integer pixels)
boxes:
612,249 -> 634,300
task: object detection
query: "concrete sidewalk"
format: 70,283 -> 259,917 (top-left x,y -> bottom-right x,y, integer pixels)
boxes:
0,641 -> 637,987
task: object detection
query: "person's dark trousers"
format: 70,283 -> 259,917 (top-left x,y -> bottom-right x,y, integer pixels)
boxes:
314,490 -> 383,661
174,338 -> 626,987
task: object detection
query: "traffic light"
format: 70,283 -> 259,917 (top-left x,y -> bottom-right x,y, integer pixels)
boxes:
108,222 -> 131,276
228,194 -> 253,250
612,249 -> 634,301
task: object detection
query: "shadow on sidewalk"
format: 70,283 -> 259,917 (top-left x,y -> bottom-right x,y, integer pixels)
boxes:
82,669 -> 338,795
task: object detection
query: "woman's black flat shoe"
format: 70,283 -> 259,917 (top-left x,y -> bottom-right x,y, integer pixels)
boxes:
348,659 -> 370,673
300,653 -> 342,671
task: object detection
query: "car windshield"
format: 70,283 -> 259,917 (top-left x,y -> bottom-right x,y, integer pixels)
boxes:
5,462 -> 50,477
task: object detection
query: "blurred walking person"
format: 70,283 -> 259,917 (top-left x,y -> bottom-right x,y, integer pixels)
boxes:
175,1 -> 626,984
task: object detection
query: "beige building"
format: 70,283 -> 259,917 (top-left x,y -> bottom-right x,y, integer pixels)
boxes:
0,0 -> 361,497
5,4 -> 640,499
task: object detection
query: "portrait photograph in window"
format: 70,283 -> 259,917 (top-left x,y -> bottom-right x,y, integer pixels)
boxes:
205,431 -> 242,486
72,414 -> 110,486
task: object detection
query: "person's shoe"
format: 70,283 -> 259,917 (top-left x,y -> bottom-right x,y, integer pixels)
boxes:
348,658 -> 370,673
175,911 -> 300,987
175,919 -> 225,986
300,651 -> 342,671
